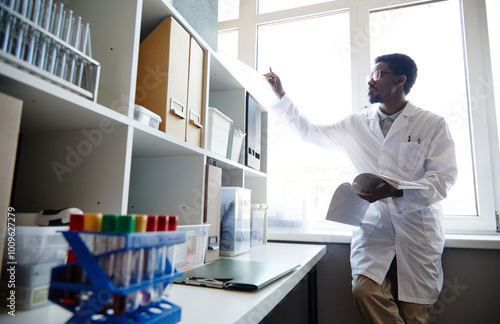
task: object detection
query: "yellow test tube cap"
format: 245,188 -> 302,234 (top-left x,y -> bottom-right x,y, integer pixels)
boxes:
83,212 -> 103,232
133,214 -> 148,232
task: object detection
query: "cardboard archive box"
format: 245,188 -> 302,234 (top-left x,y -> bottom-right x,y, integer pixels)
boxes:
136,17 -> 204,147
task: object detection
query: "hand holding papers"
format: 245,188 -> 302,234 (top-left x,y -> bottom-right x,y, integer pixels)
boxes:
326,174 -> 428,226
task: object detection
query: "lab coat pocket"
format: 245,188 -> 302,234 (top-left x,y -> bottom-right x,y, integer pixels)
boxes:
422,207 -> 445,255
398,142 -> 426,172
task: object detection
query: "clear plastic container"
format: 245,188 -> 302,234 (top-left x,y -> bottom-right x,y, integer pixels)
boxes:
206,107 -> 232,157
220,187 -> 251,257
1,226 -> 69,309
134,104 -> 162,130
174,224 -> 210,271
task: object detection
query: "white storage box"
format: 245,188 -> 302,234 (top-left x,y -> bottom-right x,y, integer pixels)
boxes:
2,226 -> 69,266
226,128 -> 246,162
220,187 -> 251,257
175,224 -> 210,272
1,226 -> 69,309
206,107 -> 232,157
134,104 -> 162,130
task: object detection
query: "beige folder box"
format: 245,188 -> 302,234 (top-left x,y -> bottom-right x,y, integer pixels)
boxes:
186,37 -> 204,148
136,17 -> 190,140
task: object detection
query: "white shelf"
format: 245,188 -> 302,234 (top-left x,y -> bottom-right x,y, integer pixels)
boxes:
0,61 -> 129,133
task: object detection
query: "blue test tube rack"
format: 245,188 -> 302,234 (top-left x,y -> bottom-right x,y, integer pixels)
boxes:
49,230 -> 186,324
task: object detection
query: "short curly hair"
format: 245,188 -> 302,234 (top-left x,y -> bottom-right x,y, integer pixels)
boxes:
375,53 -> 418,95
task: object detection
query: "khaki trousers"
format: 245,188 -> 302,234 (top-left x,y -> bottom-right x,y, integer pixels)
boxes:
352,274 -> 433,324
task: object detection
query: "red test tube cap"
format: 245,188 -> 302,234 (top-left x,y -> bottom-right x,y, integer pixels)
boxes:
69,214 -> 85,231
167,216 -> 178,231
146,215 -> 158,232
157,215 -> 167,231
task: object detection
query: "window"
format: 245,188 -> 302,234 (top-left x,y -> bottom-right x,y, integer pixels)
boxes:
218,29 -> 239,59
219,0 -> 239,22
486,0 -> 500,147
218,0 -> 500,234
257,11 -> 353,230
369,0 -> 476,216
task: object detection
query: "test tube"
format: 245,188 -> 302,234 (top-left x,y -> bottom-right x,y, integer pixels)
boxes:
151,215 -> 168,302
139,215 -> 157,306
163,216 -> 178,297
58,9 -> 73,78
124,214 -> 147,313
82,212 -> 102,255
79,213 -> 102,302
1,0 -> 15,52
112,215 -> 135,316
47,2 -> 64,74
132,214 -> 147,285
93,215 -> 119,315
97,214 -> 119,278
68,16 -> 81,83
61,212 -> 84,305
13,0 -> 29,58
36,0 -> 53,70
26,0 -> 42,64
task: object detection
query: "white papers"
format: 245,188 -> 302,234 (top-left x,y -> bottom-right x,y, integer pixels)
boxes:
326,174 -> 428,226
326,182 -> 370,226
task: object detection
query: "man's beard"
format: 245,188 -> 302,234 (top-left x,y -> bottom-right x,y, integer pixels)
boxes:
369,94 -> 381,104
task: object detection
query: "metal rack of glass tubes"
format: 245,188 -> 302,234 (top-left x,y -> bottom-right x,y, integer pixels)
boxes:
0,1 -> 101,100
49,230 -> 186,324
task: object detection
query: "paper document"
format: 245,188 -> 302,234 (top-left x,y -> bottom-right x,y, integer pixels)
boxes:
326,182 -> 370,226
352,173 -> 429,193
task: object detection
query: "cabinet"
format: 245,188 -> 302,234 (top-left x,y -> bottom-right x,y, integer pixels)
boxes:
0,0 -> 267,228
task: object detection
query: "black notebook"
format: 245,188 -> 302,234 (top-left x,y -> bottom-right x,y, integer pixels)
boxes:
174,258 -> 299,291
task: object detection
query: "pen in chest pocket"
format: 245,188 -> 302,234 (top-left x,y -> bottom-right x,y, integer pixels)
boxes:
407,136 -> 421,144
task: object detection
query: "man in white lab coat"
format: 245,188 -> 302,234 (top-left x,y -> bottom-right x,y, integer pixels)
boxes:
265,53 -> 457,324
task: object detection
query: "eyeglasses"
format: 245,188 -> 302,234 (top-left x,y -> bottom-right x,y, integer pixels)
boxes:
365,70 -> 396,83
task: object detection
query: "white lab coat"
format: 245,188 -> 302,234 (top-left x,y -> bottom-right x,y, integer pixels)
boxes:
272,94 -> 457,304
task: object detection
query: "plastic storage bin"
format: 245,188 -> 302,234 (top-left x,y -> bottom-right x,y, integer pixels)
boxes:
134,104 -> 162,130
1,226 -> 69,310
250,204 -> 268,247
226,128 -> 246,162
175,224 -> 210,272
220,187 -> 251,257
206,107 -> 232,157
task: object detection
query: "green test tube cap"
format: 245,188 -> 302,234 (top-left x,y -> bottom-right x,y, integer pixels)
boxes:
118,215 -> 136,233
102,214 -> 119,233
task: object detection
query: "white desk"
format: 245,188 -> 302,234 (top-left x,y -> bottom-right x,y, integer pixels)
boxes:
1,243 -> 326,324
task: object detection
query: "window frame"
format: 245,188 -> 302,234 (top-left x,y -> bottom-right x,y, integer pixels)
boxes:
218,0 -> 500,234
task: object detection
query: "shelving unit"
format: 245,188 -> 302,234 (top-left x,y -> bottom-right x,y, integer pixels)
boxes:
1,0 -> 268,227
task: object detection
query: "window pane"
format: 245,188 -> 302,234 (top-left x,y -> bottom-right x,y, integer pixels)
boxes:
486,0 -> 500,147
218,29 -> 239,59
257,12 -> 352,230
369,0 -> 477,216
259,0 -> 330,14
219,0 -> 239,22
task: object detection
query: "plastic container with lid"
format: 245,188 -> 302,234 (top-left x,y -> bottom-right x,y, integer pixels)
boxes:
134,104 -> 162,130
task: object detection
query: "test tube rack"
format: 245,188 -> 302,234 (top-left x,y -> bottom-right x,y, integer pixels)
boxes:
0,1 -> 100,101
49,230 -> 186,324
